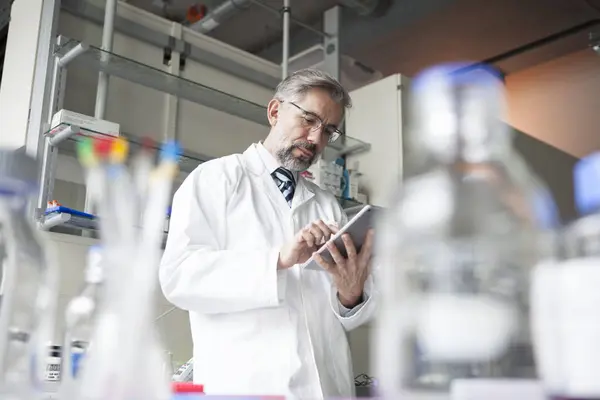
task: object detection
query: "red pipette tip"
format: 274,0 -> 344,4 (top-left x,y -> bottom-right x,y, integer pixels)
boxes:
140,136 -> 155,150
94,137 -> 112,159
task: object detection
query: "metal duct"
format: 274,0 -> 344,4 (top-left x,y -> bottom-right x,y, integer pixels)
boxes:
190,0 -> 251,34
339,0 -> 392,17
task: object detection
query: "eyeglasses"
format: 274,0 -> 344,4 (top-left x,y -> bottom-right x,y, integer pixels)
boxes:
285,101 -> 343,143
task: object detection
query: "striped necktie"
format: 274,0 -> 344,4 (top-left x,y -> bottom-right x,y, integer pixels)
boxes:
271,167 -> 296,207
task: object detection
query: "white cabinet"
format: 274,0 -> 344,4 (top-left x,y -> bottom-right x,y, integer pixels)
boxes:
346,74 -> 410,208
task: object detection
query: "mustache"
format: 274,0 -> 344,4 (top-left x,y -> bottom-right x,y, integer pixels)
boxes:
291,142 -> 317,153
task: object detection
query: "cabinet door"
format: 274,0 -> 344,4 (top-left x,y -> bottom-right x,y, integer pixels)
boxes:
346,74 -> 406,208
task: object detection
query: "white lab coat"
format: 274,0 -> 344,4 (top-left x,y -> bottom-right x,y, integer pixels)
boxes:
159,143 -> 376,398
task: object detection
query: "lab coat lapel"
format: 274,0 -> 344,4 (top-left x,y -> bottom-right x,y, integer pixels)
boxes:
291,177 -> 315,210
242,144 -> 292,212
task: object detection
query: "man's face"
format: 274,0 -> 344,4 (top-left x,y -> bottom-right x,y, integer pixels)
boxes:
267,88 -> 344,171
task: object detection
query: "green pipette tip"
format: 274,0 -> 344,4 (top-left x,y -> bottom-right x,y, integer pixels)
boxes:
76,136 -> 96,167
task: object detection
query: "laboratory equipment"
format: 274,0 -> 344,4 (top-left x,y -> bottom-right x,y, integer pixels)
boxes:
0,149 -> 59,399
373,64 -> 553,398
172,358 -> 194,382
42,344 -> 62,397
531,151 -> 600,400
72,137 -> 180,400
59,245 -> 104,398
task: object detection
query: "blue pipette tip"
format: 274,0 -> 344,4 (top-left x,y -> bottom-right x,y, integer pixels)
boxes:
574,151 -> 600,216
412,62 -> 504,92
160,140 -> 181,162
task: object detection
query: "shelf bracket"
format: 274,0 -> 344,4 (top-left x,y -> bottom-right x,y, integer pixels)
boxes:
39,212 -> 71,231
57,43 -> 89,67
47,125 -> 80,146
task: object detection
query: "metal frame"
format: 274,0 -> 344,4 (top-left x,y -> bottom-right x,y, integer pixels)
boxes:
25,0 -> 62,219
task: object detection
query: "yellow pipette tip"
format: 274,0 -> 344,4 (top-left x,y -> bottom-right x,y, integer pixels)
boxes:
110,137 -> 129,164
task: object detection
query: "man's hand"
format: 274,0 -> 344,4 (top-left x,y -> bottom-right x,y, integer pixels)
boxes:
278,220 -> 339,270
314,229 -> 374,309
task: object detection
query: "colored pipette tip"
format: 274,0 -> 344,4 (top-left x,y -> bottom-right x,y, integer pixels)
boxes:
76,137 -> 97,168
94,137 -> 112,161
110,137 -> 129,164
159,140 -> 181,163
140,136 -> 156,151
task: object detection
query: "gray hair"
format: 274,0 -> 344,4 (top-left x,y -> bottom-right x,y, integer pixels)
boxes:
274,68 -> 352,112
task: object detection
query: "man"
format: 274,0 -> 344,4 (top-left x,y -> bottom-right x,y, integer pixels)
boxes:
159,68 -> 376,398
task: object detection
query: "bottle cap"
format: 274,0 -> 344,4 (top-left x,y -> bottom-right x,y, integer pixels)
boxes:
574,151 -> 600,215
532,188 -> 560,229
0,148 -> 39,196
408,62 -> 510,165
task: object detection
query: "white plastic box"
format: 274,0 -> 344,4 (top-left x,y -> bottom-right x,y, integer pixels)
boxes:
304,159 -> 344,197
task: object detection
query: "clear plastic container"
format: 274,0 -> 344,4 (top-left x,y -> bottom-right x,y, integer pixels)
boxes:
373,64 -> 553,398
0,149 -> 59,399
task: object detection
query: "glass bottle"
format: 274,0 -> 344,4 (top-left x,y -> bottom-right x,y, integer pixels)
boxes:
0,149 -> 59,399
373,64 -> 553,398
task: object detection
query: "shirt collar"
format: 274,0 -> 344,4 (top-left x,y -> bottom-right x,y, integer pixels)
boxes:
256,142 -> 298,181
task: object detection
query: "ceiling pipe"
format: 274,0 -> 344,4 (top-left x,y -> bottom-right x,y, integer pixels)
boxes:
189,0 -> 251,34
455,19 -> 600,76
339,0 -> 393,18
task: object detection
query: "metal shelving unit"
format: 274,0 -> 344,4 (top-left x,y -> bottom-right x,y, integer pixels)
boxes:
52,38 -> 371,156
55,39 -> 270,126
35,2 -> 371,235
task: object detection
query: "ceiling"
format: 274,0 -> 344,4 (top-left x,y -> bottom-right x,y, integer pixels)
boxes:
128,0 -> 600,77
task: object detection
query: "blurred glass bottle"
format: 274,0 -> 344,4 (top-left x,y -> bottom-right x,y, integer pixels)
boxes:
60,245 -> 104,397
0,149 -> 59,399
373,64 -> 554,397
532,152 -> 600,400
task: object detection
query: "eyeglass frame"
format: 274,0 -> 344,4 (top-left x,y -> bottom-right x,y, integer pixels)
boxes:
280,100 -> 344,143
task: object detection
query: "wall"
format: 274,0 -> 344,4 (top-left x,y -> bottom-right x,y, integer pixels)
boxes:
505,48 -> 600,159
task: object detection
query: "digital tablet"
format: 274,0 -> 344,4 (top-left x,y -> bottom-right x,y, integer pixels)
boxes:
303,205 -> 376,271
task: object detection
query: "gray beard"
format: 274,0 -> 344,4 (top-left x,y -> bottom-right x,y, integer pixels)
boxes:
276,144 -> 318,171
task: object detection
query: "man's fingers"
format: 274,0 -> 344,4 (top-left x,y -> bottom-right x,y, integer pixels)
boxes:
325,221 -> 340,234
314,252 -> 334,272
315,220 -> 333,241
327,240 -> 346,266
359,229 -> 375,265
342,233 -> 357,259
309,224 -> 325,245
301,229 -> 315,248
